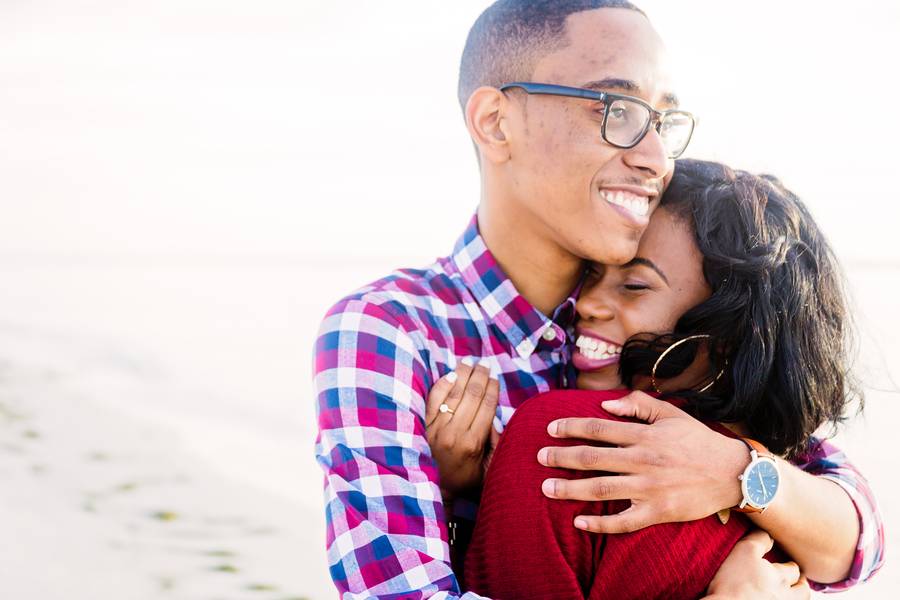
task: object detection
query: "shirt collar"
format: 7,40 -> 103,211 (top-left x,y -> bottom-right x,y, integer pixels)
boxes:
450,214 -> 577,359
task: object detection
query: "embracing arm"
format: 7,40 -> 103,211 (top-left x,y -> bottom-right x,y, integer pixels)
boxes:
314,298 -> 489,600
777,437 -> 885,590
743,451 -> 856,584
710,437 -> 883,590
538,392 -> 884,590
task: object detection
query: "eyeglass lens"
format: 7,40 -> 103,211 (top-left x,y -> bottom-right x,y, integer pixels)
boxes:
604,98 -> 692,157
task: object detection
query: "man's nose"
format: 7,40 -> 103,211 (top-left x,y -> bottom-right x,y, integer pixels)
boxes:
622,125 -> 670,179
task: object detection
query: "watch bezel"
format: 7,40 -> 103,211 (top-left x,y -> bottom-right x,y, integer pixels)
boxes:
739,454 -> 780,510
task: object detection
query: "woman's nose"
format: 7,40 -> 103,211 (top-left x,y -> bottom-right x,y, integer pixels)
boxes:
575,288 -> 616,322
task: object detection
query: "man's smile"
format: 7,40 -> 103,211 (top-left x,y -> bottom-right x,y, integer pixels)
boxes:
599,189 -> 650,217
596,184 -> 660,227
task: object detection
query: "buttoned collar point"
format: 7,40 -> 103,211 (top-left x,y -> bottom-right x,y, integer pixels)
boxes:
450,215 -> 576,359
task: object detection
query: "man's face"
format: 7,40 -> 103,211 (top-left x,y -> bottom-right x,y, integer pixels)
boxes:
502,8 -> 679,266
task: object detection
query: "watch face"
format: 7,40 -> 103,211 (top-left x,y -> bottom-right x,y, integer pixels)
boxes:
746,459 -> 779,506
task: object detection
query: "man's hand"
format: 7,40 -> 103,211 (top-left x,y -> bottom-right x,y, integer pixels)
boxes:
704,530 -> 810,599
537,391 -> 748,533
425,361 -> 500,498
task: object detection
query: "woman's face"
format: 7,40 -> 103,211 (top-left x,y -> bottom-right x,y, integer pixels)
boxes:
574,207 -> 712,391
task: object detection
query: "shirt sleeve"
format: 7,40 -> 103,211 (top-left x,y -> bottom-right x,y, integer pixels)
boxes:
792,436 -> 885,592
313,296 -> 491,600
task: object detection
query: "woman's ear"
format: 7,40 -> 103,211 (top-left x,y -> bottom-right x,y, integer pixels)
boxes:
464,86 -> 512,164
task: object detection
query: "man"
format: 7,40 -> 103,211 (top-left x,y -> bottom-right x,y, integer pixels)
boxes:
314,2 -> 882,598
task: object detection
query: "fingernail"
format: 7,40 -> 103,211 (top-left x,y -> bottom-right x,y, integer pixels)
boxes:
537,448 -> 549,465
541,479 -> 557,497
445,371 -> 458,383
574,518 -> 588,530
602,400 -> 624,411
461,357 -> 474,367
488,361 -> 500,379
547,420 -> 559,436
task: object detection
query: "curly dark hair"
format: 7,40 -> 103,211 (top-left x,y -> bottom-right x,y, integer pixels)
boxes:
619,159 -> 862,459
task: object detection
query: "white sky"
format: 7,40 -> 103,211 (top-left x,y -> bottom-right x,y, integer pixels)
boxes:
1,1 -> 899,265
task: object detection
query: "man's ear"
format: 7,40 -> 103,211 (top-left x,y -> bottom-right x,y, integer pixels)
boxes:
464,86 -> 512,164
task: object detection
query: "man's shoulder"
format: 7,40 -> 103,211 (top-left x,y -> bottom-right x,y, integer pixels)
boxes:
320,257 -> 467,337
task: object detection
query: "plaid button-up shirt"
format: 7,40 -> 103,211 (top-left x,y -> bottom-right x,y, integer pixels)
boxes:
314,216 -> 883,599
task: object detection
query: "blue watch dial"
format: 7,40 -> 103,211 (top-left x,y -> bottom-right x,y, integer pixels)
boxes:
746,459 -> 779,505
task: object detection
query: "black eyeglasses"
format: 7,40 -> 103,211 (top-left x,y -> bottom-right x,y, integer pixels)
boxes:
499,82 -> 696,159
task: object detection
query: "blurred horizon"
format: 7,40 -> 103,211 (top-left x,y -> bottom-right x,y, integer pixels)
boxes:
2,1 -> 900,266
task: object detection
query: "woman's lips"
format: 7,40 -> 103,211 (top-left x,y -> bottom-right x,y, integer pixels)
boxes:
573,333 -> 623,372
572,348 -> 620,371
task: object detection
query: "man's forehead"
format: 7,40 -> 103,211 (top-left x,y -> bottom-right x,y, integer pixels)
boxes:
530,8 -> 677,106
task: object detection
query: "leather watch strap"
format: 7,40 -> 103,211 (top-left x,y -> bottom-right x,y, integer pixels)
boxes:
742,437 -> 770,457
732,437 -> 770,514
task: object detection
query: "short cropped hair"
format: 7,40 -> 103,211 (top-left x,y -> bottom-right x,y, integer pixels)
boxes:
458,0 -> 645,112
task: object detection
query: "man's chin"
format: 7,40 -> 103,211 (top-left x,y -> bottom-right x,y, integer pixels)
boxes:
585,240 -> 640,267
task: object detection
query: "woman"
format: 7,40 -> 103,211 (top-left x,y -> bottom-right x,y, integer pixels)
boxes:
425,160 -> 882,599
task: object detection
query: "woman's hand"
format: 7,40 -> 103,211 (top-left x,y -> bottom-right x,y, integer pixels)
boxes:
704,530 -> 809,600
425,360 -> 500,499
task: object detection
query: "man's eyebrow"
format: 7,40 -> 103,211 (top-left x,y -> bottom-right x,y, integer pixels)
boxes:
624,257 -> 669,284
581,78 -> 680,107
661,92 -> 680,108
582,78 -> 639,93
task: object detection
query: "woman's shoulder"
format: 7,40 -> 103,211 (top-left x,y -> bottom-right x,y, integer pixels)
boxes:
527,388 -> 634,403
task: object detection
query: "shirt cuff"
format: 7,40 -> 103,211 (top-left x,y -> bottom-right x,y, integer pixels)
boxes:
806,474 -> 885,592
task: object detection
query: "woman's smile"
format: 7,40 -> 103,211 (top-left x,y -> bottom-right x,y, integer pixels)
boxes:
573,329 -> 623,370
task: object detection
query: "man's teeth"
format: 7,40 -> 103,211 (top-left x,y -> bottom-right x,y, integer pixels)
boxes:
575,335 -> 622,360
601,190 -> 650,218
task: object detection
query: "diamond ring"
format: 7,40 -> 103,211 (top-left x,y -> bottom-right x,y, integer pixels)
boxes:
439,403 -> 456,415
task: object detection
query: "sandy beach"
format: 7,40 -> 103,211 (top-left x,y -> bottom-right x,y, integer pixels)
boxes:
0,358 -> 319,600
0,263 -> 336,600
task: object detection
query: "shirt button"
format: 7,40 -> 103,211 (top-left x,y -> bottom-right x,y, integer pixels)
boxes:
542,328 -> 558,342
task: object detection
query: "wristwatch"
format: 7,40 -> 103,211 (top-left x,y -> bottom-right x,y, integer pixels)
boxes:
717,438 -> 780,525
733,438 -> 780,513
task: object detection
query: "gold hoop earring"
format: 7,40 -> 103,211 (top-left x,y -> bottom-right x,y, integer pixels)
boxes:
650,334 -> 726,394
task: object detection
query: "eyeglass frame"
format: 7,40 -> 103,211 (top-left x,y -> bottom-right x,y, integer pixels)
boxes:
498,81 -> 696,159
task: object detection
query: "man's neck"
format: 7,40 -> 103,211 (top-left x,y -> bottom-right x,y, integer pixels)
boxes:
476,202 -> 583,317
